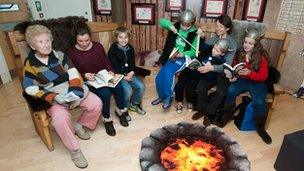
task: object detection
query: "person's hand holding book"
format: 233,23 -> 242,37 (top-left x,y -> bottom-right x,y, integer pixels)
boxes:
197,62 -> 214,73
238,68 -> 251,76
85,73 -> 96,81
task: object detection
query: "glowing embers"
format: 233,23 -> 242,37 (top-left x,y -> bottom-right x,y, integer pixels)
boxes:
160,137 -> 225,171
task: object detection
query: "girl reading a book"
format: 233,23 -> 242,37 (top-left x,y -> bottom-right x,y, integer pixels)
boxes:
108,26 -> 146,115
151,10 -> 199,109
191,15 -> 237,121
23,25 -> 102,168
218,28 -> 272,144
68,22 -> 130,137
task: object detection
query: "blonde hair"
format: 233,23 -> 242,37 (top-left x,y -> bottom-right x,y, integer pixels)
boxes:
114,26 -> 130,39
25,24 -> 53,47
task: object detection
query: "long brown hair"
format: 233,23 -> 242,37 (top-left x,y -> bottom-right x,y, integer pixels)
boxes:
236,41 -> 269,71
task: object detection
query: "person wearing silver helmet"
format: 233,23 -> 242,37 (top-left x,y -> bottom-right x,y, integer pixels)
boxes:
174,38 -> 231,115
218,28 -> 272,144
191,15 -> 237,121
152,9 -> 200,110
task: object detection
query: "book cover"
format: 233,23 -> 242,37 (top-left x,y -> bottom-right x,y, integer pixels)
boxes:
87,69 -> 124,88
223,62 -> 245,78
186,58 -> 206,70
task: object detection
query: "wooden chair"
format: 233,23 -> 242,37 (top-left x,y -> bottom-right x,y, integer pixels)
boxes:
6,22 -> 119,151
201,21 -> 290,129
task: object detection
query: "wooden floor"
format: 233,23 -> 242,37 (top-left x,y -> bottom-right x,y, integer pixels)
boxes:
1,68 -> 304,171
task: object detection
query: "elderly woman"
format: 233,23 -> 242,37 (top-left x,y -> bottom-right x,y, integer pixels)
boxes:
22,24 -> 102,168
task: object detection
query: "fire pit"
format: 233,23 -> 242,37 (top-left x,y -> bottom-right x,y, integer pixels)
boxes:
139,122 -> 250,171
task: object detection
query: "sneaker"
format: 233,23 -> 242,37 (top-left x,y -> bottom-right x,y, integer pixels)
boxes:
123,111 -> 132,121
75,127 -> 90,140
129,104 -> 146,115
176,103 -> 183,114
162,97 -> 173,109
187,103 -> 193,112
293,87 -> 304,98
71,149 -> 88,168
104,121 -> 116,136
191,111 -> 205,120
151,98 -> 164,105
115,111 -> 129,127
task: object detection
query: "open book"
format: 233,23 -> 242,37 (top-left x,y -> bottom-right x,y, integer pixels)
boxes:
186,58 -> 206,70
64,91 -> 80,103
87,69 -> 124,88
223,62 -> 245,78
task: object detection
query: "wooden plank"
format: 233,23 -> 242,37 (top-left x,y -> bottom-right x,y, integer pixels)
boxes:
0,0 -> 28,23
145,0 -> 151,51
265,29 -> 286,41
157,0 -> 164,50
87,22 -> 119,33
150,0 -> 157,51
276,32 -> 290,72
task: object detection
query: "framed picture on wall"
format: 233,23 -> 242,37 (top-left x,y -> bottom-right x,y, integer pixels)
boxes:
165,0 -> 185,12
201,0 -> 228,18
242,0 -> 267,22
171,11 -> 181,22
131,3 -> 155,25
93,0 -> 112,15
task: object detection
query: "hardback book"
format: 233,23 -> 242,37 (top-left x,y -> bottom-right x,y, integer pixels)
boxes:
87,69 -> 124,88
223,62 -> 245,78
186,58 -> 206,70
64,91 -> 80,103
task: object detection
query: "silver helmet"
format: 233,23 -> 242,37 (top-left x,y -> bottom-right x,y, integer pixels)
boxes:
180,10 -> 196,23
245,28 -> 265,42
216,38 -> 231,53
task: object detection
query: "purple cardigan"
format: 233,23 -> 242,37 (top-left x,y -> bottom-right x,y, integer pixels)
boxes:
67,42 -> 114,78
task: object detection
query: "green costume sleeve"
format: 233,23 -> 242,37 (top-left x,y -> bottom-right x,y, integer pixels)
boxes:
159,18 -> 173,30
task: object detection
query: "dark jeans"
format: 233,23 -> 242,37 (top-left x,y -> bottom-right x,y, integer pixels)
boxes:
88,82 -> 125,119
197,73 -> 229,115
226,78 -> 268,125
174,68 -> 200,103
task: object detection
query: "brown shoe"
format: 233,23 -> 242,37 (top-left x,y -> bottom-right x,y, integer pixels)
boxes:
191,111 -> 205,120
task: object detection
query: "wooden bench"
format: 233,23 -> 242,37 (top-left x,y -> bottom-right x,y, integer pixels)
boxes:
6,22 -> 119,151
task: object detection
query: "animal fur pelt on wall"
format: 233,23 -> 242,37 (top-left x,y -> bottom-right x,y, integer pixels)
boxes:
14,16 -> 88,52
230,20 -> 267,48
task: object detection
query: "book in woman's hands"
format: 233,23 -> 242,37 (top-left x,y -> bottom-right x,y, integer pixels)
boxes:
87,69 -> 123,88
223,62 -> 245,78
64,91 -> 80,103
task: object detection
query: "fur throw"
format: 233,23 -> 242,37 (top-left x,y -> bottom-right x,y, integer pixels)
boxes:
14,16 -> 88,52
230,20 -> 267,48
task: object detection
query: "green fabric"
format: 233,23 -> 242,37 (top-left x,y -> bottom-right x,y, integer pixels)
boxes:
159,18 -> 198,59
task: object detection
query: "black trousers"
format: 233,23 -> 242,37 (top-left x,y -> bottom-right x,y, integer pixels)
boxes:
197,74 -> 230,116
174,68 -> 200,103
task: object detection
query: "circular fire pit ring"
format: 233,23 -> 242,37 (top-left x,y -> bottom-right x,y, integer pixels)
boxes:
139,122 -> 250,171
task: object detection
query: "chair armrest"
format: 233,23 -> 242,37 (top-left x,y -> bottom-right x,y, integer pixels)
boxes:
134,66 -> 151,77
22,92 -> 51,111
273,83 -> 285,94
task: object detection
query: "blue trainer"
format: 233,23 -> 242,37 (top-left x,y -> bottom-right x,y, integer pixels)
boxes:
162,97 -> 173,109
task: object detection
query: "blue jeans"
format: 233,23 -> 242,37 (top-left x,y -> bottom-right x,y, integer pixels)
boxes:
226,78 -> 268,118
120,76 -> 145,107
88,82 -> 125,119
155,57 -> 186,99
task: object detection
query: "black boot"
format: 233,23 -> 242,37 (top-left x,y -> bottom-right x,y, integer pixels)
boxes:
217,104 -> 234,128
257,128 -> 272,144
255,115 -> 272,144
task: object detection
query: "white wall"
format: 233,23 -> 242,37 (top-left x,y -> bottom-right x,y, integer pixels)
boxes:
0,47 -> 12,84
27,0 -> 93,21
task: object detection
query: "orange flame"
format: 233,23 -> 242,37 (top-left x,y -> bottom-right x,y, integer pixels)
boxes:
160,137 -> 225,171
